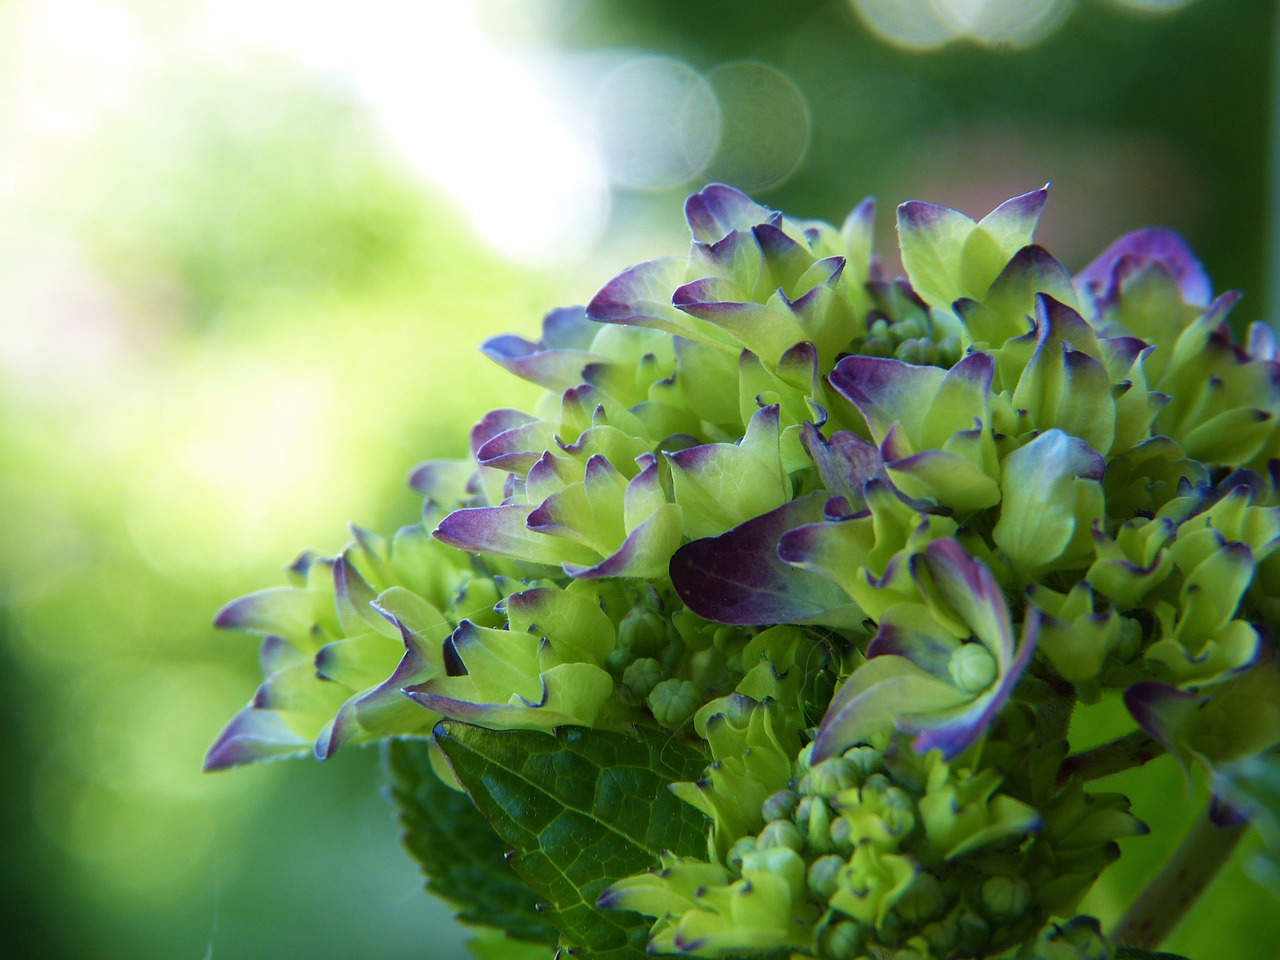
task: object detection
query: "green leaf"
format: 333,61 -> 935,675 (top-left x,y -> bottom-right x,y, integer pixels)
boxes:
383,739 -> 559,946
434,721 -> 711,957
1115,949 -> 1192,960
465,929 -> 556,960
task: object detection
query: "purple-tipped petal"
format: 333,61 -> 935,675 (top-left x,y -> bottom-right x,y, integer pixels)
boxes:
214,587 -> 313,641
541,305 -> 598,350
586,257 -> 687,328
828,355 -> 946,443
685,183 -> 771,243
1077,228 -> 1212,310
204,707 -> 312,771
434,504 -> 599,567
470,409 -> 537,460
906,606 -> 1040,759
976,184 -> 1049,247
480,333 -> 600,391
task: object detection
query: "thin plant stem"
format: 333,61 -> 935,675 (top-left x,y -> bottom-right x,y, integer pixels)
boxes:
1111,805 -> 1248,950
1057,730 -> 1164,787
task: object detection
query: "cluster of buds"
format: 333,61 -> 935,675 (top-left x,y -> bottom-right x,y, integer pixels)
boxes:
605,708 -> 1142,960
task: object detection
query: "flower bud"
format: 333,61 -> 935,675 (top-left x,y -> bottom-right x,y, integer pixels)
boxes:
618,607 -> 666,656
726,836 -> 757,873
761,789 -> 799,823
807,854 -> 844,900
648,678 -> 701,729
758,818 -> 806,854
622,657 -> 663,701
981,875 -> 1032,920
895,871 -> 947,925
922,917 -> 958,954
948,643 -> 998,693
810,757 -> 863,798
818,920 -> 865,960
841,744 -> 884,779
955,906 -> 991,956
829,815 -> 855,856
803,796 -> 833,854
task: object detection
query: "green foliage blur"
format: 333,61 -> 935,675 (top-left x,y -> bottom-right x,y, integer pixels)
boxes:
1,1 -> 1276,958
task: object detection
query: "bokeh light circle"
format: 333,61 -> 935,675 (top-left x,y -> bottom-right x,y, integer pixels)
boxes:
852,0 -> 1076,50
700,61 -> 810,194
592,56 -> 720,190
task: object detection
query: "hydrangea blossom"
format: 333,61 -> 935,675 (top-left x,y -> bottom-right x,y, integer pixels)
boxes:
209,181 -> 1280,960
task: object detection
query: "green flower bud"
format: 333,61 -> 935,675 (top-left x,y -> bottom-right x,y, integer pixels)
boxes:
807,854 -> 844,900
955,906 -> 991,956
841,745 -> 884,779
810,757 -> 863,798
617,607 -> 666,656
727,836 -> 757,873
622,657 -> 663,700
981,875 -> 1032,920
829,815 -> 855,856
802,795 -> 833,854
761,789 -> 799,823
922,916 -> 958,954
648,678 -> 701,728
948,643 -> 998,693
895,337 -> 936,365
895,871 -> 947,926
818,920 -> 865,960
1020,916 -> 1112,960
894,317 -> 925,341
758,818 -> 806,854
869,318 -> 891,340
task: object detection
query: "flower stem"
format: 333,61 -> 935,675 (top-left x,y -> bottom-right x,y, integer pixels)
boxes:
1056,730 -> 1164,786
1111,806 -> 1248,949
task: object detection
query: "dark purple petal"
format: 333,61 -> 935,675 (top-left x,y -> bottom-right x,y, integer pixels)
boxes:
801,424 -> 888,510
670,493 -> 862,626
1077,228 -> 1212,310
685,183 -> 771,243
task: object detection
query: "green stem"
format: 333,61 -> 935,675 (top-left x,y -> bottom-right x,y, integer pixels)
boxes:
1111,806 -> 1248,950
1056,730 -> 1164,787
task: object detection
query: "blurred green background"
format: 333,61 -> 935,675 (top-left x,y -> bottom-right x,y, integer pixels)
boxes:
0,0 -> 1276,957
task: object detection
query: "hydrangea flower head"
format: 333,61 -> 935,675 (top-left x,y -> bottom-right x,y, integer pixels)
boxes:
208,181 -> 1280,959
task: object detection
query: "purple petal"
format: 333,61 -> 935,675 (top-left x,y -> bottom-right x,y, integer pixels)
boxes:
670,493 -> 862,626
685,183 -> 771,243
1077,228 -> 1212,311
